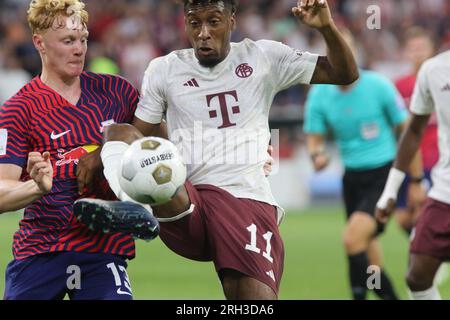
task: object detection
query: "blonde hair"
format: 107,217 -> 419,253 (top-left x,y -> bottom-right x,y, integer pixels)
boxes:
27,0 -> 88,34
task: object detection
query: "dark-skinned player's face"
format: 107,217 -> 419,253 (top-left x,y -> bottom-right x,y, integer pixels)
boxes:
185,3 -> 236,68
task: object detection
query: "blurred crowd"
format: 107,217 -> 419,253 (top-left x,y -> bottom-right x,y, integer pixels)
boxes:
0,0 -> 449,151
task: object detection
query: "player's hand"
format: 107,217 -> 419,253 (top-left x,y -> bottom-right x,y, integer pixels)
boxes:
312,152 -> 329,171
27,151 -> 53,194
375,199 -> 396,224
264,145 -> 274,177
76,147 -> 102,195
292,0 -> 333,30
407,182 -> 426,212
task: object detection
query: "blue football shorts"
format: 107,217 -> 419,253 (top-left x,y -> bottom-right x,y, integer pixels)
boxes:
4,251 -> 133,300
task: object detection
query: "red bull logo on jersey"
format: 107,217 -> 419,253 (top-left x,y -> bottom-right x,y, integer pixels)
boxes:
56,145 -> 99,166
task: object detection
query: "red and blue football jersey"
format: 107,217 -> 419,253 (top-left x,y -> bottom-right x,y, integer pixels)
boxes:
0,72 -> 138,260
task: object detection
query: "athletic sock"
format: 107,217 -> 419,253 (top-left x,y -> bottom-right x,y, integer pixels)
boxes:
409,285 -> 442,300
101,141 -> 151,211
373,270 -> 398,300
101,141 -> 129,199
348,252 -> 369,300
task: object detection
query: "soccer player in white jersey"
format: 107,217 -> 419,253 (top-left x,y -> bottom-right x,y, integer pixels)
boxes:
376,50 -> 450,300
75,0 -> 358,299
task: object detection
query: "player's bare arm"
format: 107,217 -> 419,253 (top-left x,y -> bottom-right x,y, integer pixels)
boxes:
76,147 -> 102,195
0,152 -> 53,213
292,0 -> 359,85
376,114 -> 430,223
132,117 -> 169,139
306,134 -> 329,171
394,120 -> 427,211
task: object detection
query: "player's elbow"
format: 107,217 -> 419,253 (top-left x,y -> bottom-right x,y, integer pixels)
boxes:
339,68 -> 359,85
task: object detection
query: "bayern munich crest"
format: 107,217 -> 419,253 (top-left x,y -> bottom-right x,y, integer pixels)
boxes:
235,63 -> 253,78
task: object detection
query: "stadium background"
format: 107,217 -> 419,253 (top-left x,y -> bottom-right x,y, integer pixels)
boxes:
1,0 -> 450,299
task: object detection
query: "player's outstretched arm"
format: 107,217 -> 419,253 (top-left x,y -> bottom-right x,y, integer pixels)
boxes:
0,152 -> 53,213
292,0 -> 358,85
376,114 -> 430,223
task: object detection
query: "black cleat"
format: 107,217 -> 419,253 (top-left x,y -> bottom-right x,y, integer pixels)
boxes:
73,199 -> 159,241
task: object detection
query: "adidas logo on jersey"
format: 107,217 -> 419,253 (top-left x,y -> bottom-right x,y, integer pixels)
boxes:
183,78 -> 199,87
441,83 -> 450,91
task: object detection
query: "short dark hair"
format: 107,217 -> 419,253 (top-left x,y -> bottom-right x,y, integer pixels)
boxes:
183,0 -> 237,14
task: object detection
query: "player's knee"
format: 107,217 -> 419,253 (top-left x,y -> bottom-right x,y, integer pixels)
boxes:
395,210 -> 413,230
342,229 -> 364,253
104,123 -> 143,144
342,229 -> 369,254
406,269 -> 433,291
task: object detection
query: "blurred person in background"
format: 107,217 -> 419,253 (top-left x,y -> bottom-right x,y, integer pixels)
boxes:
0,46 -> 31,105
303,30 -> 424,300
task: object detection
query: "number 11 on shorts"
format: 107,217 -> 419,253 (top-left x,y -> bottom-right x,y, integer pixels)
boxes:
245,223 -> 274,263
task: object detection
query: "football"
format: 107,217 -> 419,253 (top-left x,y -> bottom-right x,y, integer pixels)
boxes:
119,137 -> 187,205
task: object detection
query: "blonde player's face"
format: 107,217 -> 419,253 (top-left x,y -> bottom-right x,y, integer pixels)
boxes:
36,15 -> 88,79
185,4 -> 236,67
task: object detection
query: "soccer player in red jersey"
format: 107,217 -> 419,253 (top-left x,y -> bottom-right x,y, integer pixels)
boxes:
394,27 -> 436,235
0,0 -> 158,300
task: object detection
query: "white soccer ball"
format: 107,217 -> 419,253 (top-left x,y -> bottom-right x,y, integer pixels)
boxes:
119,137 -> 187,205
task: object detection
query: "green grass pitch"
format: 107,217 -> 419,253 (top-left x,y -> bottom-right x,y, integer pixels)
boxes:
1,206 -> 449,299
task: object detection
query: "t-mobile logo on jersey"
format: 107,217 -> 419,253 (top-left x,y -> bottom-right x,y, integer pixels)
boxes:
206,90 -> 241,129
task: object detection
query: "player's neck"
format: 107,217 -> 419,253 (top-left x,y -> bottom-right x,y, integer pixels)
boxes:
40,69 -> 82,105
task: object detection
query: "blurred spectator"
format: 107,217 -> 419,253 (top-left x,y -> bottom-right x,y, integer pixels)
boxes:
0,46 -> 30,105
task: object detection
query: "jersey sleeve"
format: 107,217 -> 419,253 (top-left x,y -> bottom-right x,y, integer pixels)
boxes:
410,61 -> 434,115
0,100 -> 30,167
134,57 -> 167,124
303,86 -> 327,134
378,75 -> 408,126
256,40 -> 319,91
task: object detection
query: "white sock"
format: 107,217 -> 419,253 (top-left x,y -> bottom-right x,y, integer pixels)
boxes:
409,286 -> 442,300
101,141 -> 152,212
101,141 -> 129,200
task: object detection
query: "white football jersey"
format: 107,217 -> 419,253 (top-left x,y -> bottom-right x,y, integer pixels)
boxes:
135,39 -> 319,222
410,50 -> 450,205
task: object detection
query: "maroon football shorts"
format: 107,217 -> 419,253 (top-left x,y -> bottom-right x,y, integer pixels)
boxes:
158,181 -> 284,294
410,197 -> 450,261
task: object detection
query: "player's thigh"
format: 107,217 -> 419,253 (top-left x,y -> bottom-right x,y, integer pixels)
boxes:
410,197 -> 450,261
354,163 -> 392,235
220,269 -> 277,300
204,193 -> 284,296
407,253 -> 442,289
342,170 -> 360,217
69,253 -> 133,300
157,181 -> 212,261
4,253 -> 68,300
